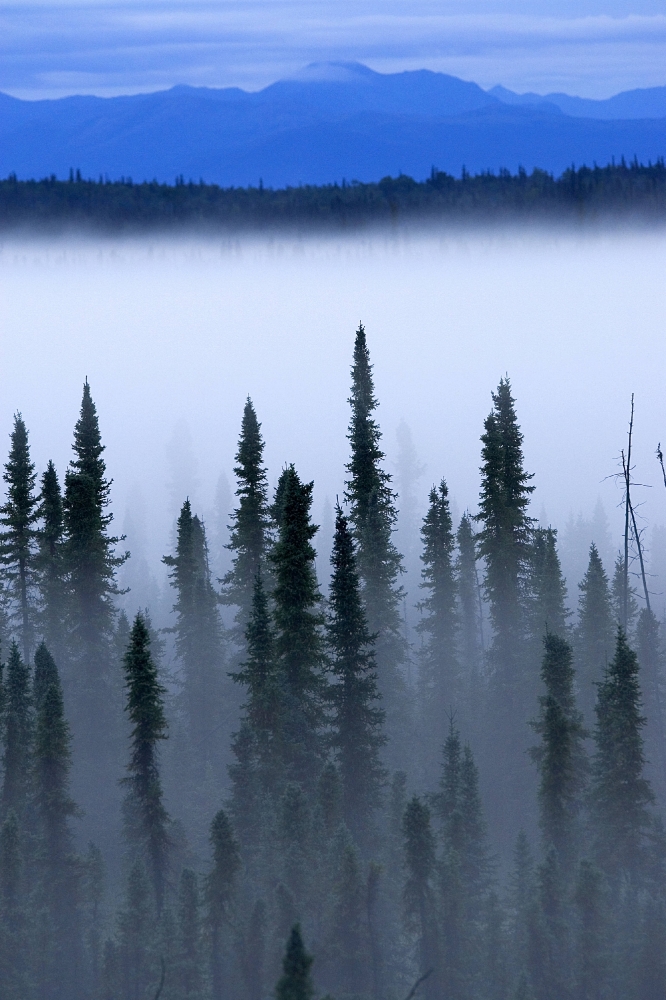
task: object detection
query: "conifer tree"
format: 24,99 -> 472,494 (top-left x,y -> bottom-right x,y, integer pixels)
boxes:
344,324 -> 407,738
574,544 -> 615,729
33,648 -> 82,998
163,499 -> 226,756
206,809 -> 240,1000
240,898 -> 266,1000
529,849 -> 570,1000
276,924 -> 314,1000
327,504 -> 385,842
122,614 -> 170,914
402,796 -> 438,998
573,860 -> 607,1000
116,861 -> 157,1000
222,398 -> 272,643
508,831 -> 535,986
591,628 -> 654,881
37,460 -> 69,670
1,641 -> 32,819
530,633 -> 587,872
0,810 -> 29,998
270,465 -> 327,789
417,480 -> 458,784
635,607 -> 666,805
528,527 -> 568,643
327,840 -> 368,996
456,513 -> 482,714
611,555 -> 638,636
476,377 -> 535,854
83,841 -> 105,995
175,868 -> 204,999
0,413 -> 40,663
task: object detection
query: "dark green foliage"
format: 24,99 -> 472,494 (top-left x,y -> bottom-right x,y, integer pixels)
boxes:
122,614 -> 170,914
574,545 -> 614,729
530,634 -> 587,870
402,797 -> 438,996
275,924 -> 314,1000
417,481 -> 458,783
1,641 -> 32,819
0,413 -> 40,662
344,324 -> 406,732
528,528 -> 568,641
222,398 -> 272,640
327,504 -> 385,841
33,640 -> 59,714
206,809 -> 240,1000
270,465 -> 327,788
163,499 -> 226,753
37,460 -> 69,669
591,628 -> 654,881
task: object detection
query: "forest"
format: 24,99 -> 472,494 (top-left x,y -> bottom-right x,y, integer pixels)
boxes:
0,323 -> 665,1000
1,159 -> 666,231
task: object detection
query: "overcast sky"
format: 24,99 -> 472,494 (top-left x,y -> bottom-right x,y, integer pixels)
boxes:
1,0 -> 665,100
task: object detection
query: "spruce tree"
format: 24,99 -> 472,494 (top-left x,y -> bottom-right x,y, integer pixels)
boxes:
417,480 -> 458,785
574,544 -> 614,729
0,810 -> 29,999
635,607 -> 666,805
116,861 -> 157,1000
206,809 -> 240,1000
573,860 -> 607,1000
475,377 -> 535,854
528,527 -> 568,642
327,840 -> 368,997
402,796 -> 438,998
1,641 -> 32,819
327,504 -> 385,843
175,868 -> 204,999
591,628 -> 654,881
456,513 -> 482,717
122,614 -> 170,914
276,924 -> 314,1000
270,465 -> 327,789
163,499 -> 226,758
37,461 -> 69,671
0,413 -> 40,663
33,648 -> 82,1000
530,633 -> 587,872
344,324 -> 407,744
222,398 -> 272,643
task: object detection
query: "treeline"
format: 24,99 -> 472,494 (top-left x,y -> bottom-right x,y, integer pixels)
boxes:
0,326 -> 665,1000
1,160 -> 666,231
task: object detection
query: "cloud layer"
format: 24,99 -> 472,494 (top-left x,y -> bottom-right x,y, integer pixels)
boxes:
1,2 -> 666,99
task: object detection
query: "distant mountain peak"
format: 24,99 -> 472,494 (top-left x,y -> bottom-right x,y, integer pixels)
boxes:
285,61 -> 378,83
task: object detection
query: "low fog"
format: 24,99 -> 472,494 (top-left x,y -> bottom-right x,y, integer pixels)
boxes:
1,225 -> 665,609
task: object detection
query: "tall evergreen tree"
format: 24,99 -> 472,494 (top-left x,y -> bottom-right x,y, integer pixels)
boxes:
37,460 -> 69,670
206,809 -> 240,1000
175,868 -> 204,1000
573,860 -> 607,1000
402,796 -> 438,999
1,641 -> 32,820
0,810 -> 29,998
530,634 -> 587,873
344,324 -> 407,744
574,544 -> 615,730
327,504 -> 385,843
591,628 -> 654,881
275,924 -> 314,1000
270,465 -> 326,789
417,480 -> 458,784
475,377 -> 535,854
222,398 -> 272,643
456,513 -> 482,718
0,413 -> 40,663
33,646 -> 82,999
122,614 -> 170,914
164,499 -> 226,757
635,607 -> 666,805
611,555 -> 638,637
116,861 -> 157,1000
528,527 -> 568,642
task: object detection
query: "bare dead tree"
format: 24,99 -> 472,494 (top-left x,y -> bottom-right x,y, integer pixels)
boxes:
401,969 -> 434,1000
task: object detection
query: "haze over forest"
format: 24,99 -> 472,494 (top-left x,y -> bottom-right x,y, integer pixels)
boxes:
1,224 -> 666,1000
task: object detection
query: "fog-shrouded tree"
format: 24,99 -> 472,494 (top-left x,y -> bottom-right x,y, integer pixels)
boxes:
121,613 -> 170,915
530,633 -> 587,875
270,464 -> 327,790
591,628 -> 655,882
403,796 -> 438,1000
635,607 -> 666,806
456,513 -> 483,723
175,868 -> 205,1000
1,641 -> 32,821
33,644 -> 83,999
417,480 -> 458,785
164,498 -> 227,764
0,413 -> 40,663
37,460 -> 69,671
207,808 -> 241,1000
222,398 -> 273,646
327,503 -> 386,845
528,527 -> 568,643
344,324 -> 408,753
276,924 -> 314,1000
0,809 -> 29,997
475,377 -> 535,854
574,544 -> 615,730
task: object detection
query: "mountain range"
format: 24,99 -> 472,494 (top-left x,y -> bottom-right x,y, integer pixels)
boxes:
1,62 -> 666,187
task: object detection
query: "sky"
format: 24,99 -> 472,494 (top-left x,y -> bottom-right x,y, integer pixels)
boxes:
2,225 -> 666,618
1,0 -> 665,101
